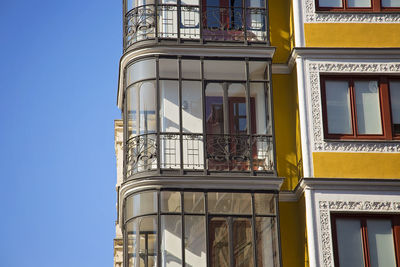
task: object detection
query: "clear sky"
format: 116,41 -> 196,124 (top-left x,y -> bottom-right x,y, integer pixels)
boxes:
0,0 -> 121,266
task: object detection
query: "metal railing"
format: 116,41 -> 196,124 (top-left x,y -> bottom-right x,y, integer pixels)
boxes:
125,133 -> 274,178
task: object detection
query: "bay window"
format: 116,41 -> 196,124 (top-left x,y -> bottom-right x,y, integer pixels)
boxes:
321,76 -> 400,140
331,214 -> 400,267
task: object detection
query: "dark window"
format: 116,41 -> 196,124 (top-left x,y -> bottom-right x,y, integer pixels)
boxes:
321,76 -> 400,140
331,214 -> 400,267
316,0 -> 400,11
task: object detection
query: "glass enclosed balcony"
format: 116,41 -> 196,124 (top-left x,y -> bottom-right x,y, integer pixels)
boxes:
123,0 -> 269,49
123,56 -> 275,180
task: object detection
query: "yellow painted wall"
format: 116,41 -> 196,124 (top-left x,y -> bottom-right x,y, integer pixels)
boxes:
304,24 -> 400,47
279,197 -> 308,267
273,70 -> 302,190
269,0 -> 294,63
313,152 -> 400,178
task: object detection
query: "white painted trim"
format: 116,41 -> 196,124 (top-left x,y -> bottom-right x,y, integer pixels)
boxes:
292,0 -> 305,47
305,189 -> 319,267
296,57 -> 313,177
271,64 -> 291,74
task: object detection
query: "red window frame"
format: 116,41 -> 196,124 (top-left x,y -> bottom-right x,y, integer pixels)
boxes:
331,213 -> 400,267
320,75 -> 400,140
316,0 -> 400,12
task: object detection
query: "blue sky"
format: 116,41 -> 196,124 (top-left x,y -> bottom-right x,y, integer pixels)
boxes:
0,0 -> 121,266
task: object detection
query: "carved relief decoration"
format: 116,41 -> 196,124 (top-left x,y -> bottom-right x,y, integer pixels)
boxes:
303,0 -> 400,23
318,200 -> 400,267
307,62 -> 400,153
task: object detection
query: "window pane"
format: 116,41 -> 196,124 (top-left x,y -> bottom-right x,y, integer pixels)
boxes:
182,60 -> 201,79
390,81 -> 400,135
205,83 -> 224,134
140,82 -> 157,134
254,194 -> 275,215
335,219 -> 365,267
160,80 -> 179,133
140,216 -> 158,267
233,219 -> 254,267
158,6 -> 178,38
209,218 -> 230,267
208,192 -> 252,214
183,81 -> 203,133
318,0 -> 342,7
127,84 -> 139,138
249,62 -> 267,80
126,191 -> 157,221
185,216 -> 207,267
354,81 -> 382,135
161,191 -> 181,213
161,215 -> 182,266
229,84 -> 247,134
127,59 -> 156,86
348,0 -> 371,7
367,219 -> 396,267
325,81 -> 353,134
204,60 -> 246,80
382,0 -> 400,7
246,0 -> 265,8
184,192 -> 205,213
127,220 -> 139,267
180,7 -> 200,39
159,59 -> 178,78
256,217 -> 279,267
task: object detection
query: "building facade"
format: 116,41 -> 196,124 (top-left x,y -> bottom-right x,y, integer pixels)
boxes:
114,0 -> 400,266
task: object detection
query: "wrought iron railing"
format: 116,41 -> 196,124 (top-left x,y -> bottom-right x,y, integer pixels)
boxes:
124,4 -> 267,49
125,133 -> 274,178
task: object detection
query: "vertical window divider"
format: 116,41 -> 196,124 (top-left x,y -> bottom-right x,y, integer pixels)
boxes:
265,0 -> 270,45
243,0 -> 248,45
201,58 -> 207,174
393,216 -> 400,266
181,192 -> 186,266
251,193 -> 258,267
275,193 -> 283,267
199,0 -> 204,43
380,77 -> 393,139
349,79 -> 358,138
245,59 -> 254,175
156,57 -> 161,173
179,57 -> 184,173
157,191 -> 161,267
361,218 -> 371,267
228,217 -> 234,267
123,68 -> 128,180
155,0 -> 159,41
205,192 -> 210,266
178,0 -> 182,42
267,62 -> 277,175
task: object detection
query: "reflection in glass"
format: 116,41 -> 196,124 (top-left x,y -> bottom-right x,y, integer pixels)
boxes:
208,193 -> 252,214
325,81 -> 353,134
126,191 -> 158,221
127,59 -> 156,86
390,81 -> 400,135
161,215 -> 182,266
204,61 -> 246,81
348,0 -> 371,7
159,59 -> 178,78
336,219 -> 364,267
254,194 -> 275,215
256,217 -> 278,267
367,219 -> 396,267
209,218 -> 229,267
233,219 -> 253,267
182,60 -> 201,79
161,191 -> 181,213
127,220 -> 139,267
140,82 -> 157,134
139,216 -> 158,267
206,83 -> 224,135
318,0 -> 342,7
382,0 -> 400,7
185,216 -> 207,267
184,192 -> 205,213
354,81 -> 382,135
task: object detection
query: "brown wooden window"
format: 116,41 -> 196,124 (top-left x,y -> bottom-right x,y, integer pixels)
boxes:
316,0 -> 400,12
321,76 -> 400,140
331,214 -> 400,267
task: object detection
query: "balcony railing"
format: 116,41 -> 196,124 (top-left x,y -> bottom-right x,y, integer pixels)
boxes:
124,4 -> 268,49
125,133 -> 274,178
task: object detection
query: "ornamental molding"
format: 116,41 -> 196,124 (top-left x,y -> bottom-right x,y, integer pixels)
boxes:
304,0 -> 400,23
307,61 -> 400,153
318,199 -> 400,267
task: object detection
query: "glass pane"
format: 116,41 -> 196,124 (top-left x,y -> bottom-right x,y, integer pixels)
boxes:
204,60 -> 246,80
390,81 -> 400,135
233,219 -> 254,267
183,81 -> 203,133
228,84 -> 247,134
127,220 -> 139,267
160,80 -> 180,133
382,0 -> 400,7
161,191 -> 181,213
247,0 -> 265,8
254,194 -> 275,215
325,81 -> 353,134
256,217 -> 278,267
139,82 -> 157,134
249,62 -> 268,80
335,218 -> 365,267
318,0 -> 342,7
159,59 -> 178,78
182,0 -> 199,5
126,191 -> 157,221
209,218 -> 230,267
246,9 -> 267,42
185,216 -> 207,267
367,219 -> 396,267
354,81 -> 382,135
182,60 -> 201,79
127,84 -> 139,138
348,0 -> 371,7
161,215 -> 182,266
140,216 -> 158,267
158,6 -> 178,38
205,83 -> 224,134
184,192 -> 205,213
180,7 -> 200,39
208,193 -> 252,214
127,59 -> 156,86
